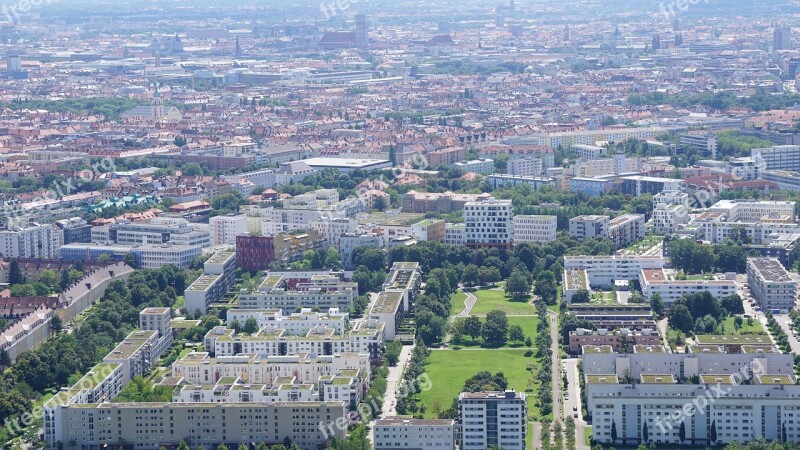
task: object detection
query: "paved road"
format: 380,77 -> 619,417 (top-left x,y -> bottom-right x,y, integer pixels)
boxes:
774,314 -> 800,354
382,343 -> 414,417
656,318 -> 671,352
564,358 -> 590,450
444,290 -> 477,345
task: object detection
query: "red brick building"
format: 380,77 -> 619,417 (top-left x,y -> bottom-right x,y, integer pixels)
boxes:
235,236 -> 275,271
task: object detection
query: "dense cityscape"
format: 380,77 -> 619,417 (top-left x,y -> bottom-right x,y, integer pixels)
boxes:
4,1 -> 800,450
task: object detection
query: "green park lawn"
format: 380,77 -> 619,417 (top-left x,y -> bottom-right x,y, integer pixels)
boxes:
469,288 -> 536,316
718,316 -> 765,334
450,291 -> 468,315
417,348 -> 540,420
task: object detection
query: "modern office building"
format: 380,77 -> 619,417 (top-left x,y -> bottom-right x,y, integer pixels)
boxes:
238,273 -> 358,313
752,145 -> 800,172
747,257 -> 797,312
564,255 -> 666,288
512,215 -> 557,243
464,198 -> 513,249
652,203 -> 689,234
459,390 -> 527,450
619,176 -> 682,196
507,157 -> 544,177
680,132 -> 717,158
569,177 -> 611,196
443,223 -> 465,246
608,214 -> 646,248
209,214 -> 248,245
639,268 -> 737,304
571,144 -> 607,160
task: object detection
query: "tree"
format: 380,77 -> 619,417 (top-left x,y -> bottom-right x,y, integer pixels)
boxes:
478,266 -> 501,286
243,317 -> 259,334
462,264 -> 480,286
10,284 -> 36,297
217,444 -> 228,450
177,441 -> 190,450
650,293 -> 665,318
451,318 -> 466,345
181,162 -> 203,176
50,314 -> 63,334
124,252 -> 138,269
0,348 -> 10,368
668,304 -> 694,333
464,315 -> 483,342
572,288 -> 591,304
38,270 -> 58,290
210,192 -> 246,216
642,422 -> 649,443
679,421 -> 686,442
505,271 -> 531,299
508,324 -> 525,342
60,269 -> 71,291
9,259 -> 24,285
734,315 -> 744,330
351,247 -> 386,272
373,196 -> 388,212
611,421 -> 618,443
323,248 -> 342,270
482,310 -> 509,348
720,294 -> 745,315
174,135 -> 187,147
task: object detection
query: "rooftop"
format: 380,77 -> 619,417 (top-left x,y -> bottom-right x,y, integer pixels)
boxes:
585,374 -> 618,384
640,374 -> 676,384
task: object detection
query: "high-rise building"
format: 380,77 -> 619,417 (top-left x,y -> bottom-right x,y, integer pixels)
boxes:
464,198 -> 513,249
6,55 -> 21,73
459,390 -> 527,450
355,13 -> 368,49
774,25 -> 792,51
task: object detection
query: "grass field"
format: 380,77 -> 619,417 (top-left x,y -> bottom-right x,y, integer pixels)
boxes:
450,291 -> 468,315
584,426 -> 593,446
417,348 -> 540,419
718,316 -> 765,334
470,288 -> 536,316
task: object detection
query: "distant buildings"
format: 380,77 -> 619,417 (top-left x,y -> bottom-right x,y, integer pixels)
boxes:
569,215 -> 609,242
752,145 -> 800,172
774,25 -> 793,51
209,214 -> 248,245
375,418 -> 456,450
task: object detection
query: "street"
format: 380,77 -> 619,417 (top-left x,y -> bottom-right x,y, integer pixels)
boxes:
564,358 -> 590,450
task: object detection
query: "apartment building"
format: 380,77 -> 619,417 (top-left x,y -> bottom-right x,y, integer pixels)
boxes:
139,307 -> 173,357
459,391 -> 527,450
571,144 -> 607,160
464,198 -> 513,249
45,401 -> 346,450
453,158 -> 494,175
708,200 -> 796,222
310,217 -> 358,249
569,215 -> 610,242
569,177 -> 611,196
209,214 -> 248,245
339,233 -> 382,270
747,257 -> 798,312
368,291 -> 405,340
653,191 -> 690,209
60,242 -> 203,269
99,217 -> 211,248
752,145 -> 800,172
619,176 -> 682,196
585,351 -> 799,446
0,223 -> 58,259
513,215 -> 557,243
568,328 -> 660,353
374,418 -> 456,450
184,251 -> 237,314
238,273 -> 358,313
401,190 -> 492,213
226,307 -> 349,336
428,146 -> 467,167
171,351 -> 370,387
507,157 -> 544,177
680,132 -> 717,158
608,214 -> 646,248
102,329 -> 162,383
508,127 -> 665,149
639,268 -> 737,304
443,223 -> 465,246
564,255 -> 666,288
485,174 -> 556,190
205,319 -> 385,360
652,203 -> 689,234
382,262 -> 422,312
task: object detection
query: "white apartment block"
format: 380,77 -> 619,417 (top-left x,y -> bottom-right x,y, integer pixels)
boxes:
226,307 -> 349,336
608,214 -> 646,248
507,157 -> 544,177
652,203 -> 689,234
209,214 -> 248,245
0,223 -> 57,258
510,127 -> 665,149
752,145 -> 800,172
374,418 -> 456,450
281,188 -> 339,209
569,215 -> 610,242
464,198 -> 513,248
747,257 -> 797,312
102,329 -> 163,383
443,223 -> 465,246
681,132 -> 717,158
205,319 -> 385,360
653,191 -> 690,209
139,307 -> 173,357
459,391 -> 527,450
238,274 -> 357,313
454,158 -> 494,175
339,232 -> 382,270
172,351 -> 371,387
639,268 -> 737,304
513,215 -> 557,243
184,251 -> 237,314
564,256 -> 666,288
708,200 -> 796,222
585,351 -> 800,446
571,144 -> 607,160
310,217 -> 358,249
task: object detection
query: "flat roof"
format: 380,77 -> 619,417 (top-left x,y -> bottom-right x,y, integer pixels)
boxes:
695,334 -> 772,345
585,374 -> 618,384
757,374 -> 794,385
640,374 -> 676,384
300,157 -> 389,168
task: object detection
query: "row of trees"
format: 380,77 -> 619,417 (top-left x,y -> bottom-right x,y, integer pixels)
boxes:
535,302 -> 554,418
395,338 -> 430,416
